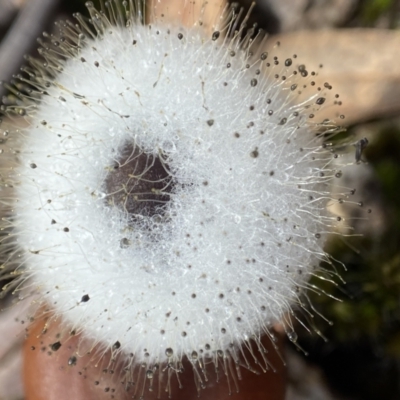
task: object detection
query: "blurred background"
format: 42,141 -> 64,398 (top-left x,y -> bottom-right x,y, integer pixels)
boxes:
0,0 -> 399,399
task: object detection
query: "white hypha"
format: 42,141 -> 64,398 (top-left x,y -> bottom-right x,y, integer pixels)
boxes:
0,0 -> 352,395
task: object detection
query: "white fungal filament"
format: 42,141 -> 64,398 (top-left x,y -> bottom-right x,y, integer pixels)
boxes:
0,0 -> 356,397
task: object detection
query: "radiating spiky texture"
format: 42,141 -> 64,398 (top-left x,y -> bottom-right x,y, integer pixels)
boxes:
0,0 -> 350,394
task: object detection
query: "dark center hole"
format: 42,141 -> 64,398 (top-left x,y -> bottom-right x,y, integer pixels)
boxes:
104,143 -> 172,220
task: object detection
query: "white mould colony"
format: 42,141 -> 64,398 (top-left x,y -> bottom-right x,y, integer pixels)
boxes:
0,0 -> 365,397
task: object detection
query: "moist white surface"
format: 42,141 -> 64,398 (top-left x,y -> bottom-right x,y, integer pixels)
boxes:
14,23 -> 335,363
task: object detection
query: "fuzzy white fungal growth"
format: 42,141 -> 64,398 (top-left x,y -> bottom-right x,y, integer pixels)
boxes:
0,0 -> 352,396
